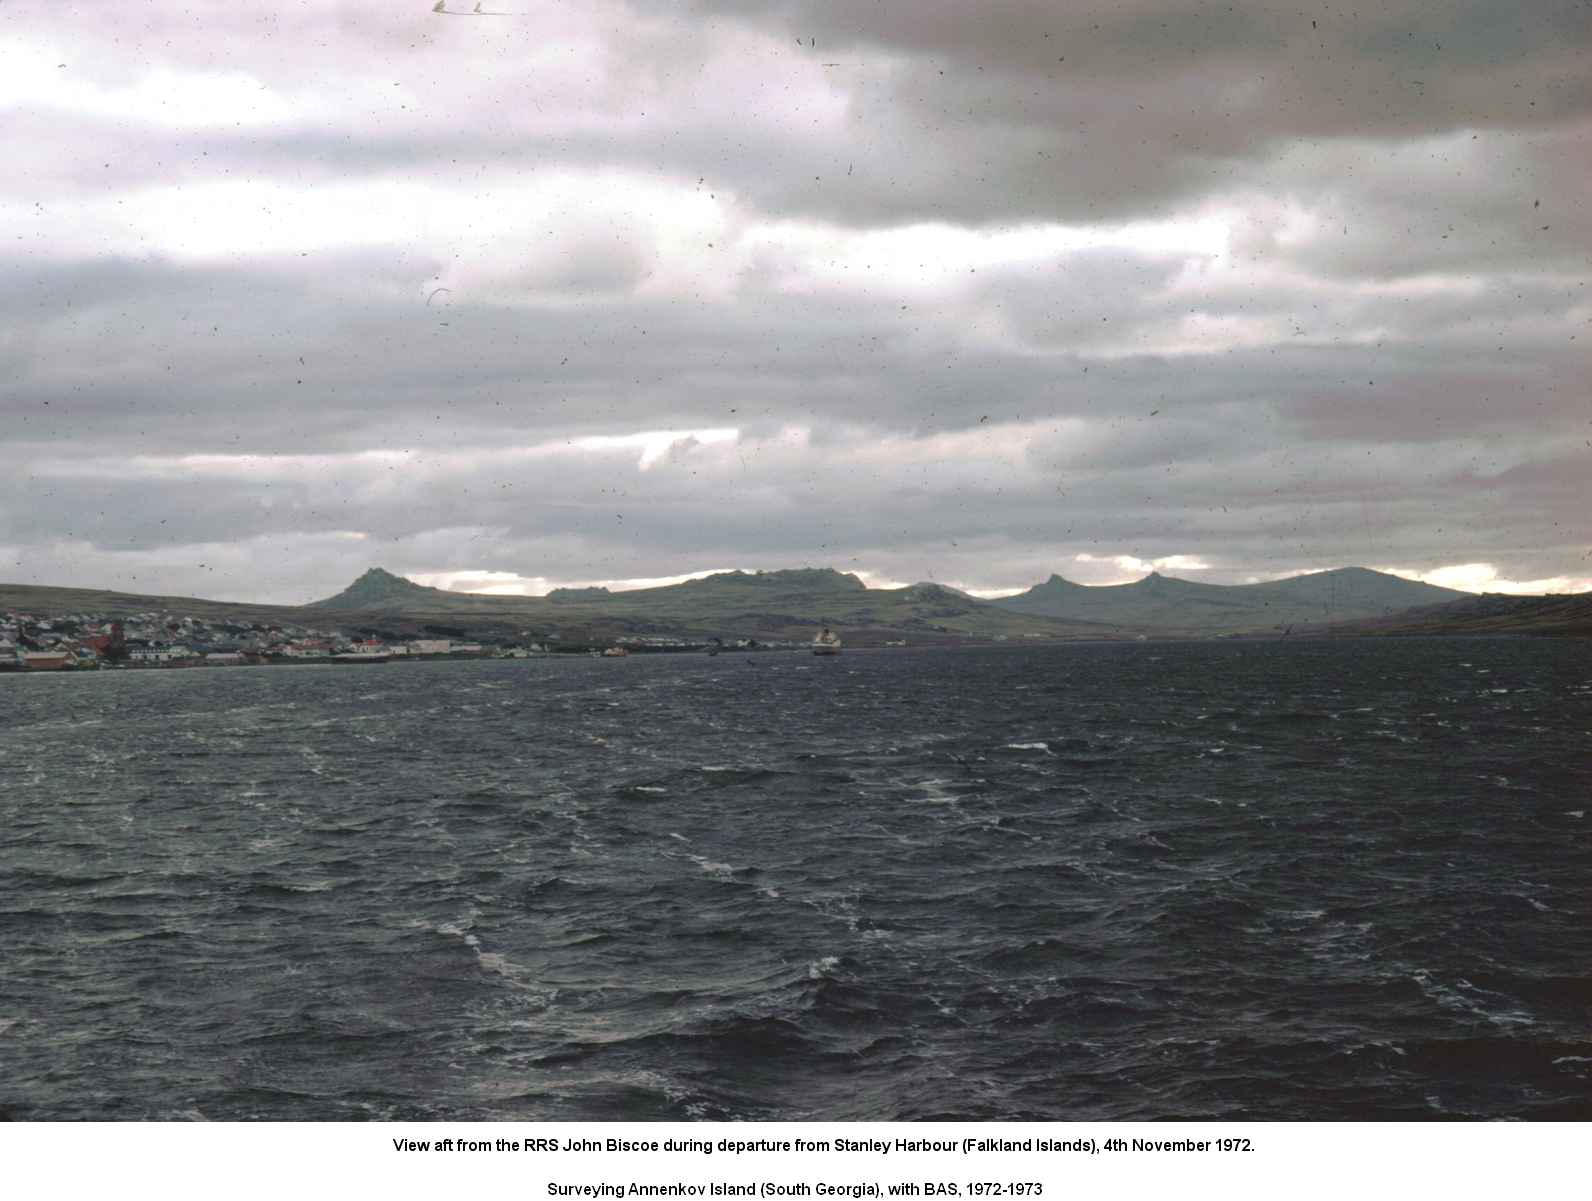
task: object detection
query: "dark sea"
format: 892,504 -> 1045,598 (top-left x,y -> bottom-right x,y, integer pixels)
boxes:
3,639 -> 1590,1121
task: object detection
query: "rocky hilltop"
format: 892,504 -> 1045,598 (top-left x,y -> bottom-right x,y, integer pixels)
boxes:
311,567 -> 456,611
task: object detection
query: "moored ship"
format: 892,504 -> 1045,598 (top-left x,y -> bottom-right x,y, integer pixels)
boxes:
812,627 -> 841,656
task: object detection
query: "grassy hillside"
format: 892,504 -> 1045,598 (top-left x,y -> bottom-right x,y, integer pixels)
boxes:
0,583 -> 310,626
1323,591 -> 1592,638
5,568 -> 1118,645
15,566 -> 1575,644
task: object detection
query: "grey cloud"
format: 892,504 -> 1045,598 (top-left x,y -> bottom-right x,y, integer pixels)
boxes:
5,378 -> 1584,596
14,2 -> 1587,232
677,1 -> 1592,224
5,246 -> 1584,472
2,1 -> 1588,599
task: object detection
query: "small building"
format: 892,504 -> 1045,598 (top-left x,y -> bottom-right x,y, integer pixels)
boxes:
128,645 -> 178,663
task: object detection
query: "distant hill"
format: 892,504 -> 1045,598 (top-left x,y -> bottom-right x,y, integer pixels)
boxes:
992,566 -> 1463,634
548,567 -> 861,603
0,582 -> 307,626
480,567 -> 1095,643
9,564 -> 1579,646
0,565 -> 1105,645
310,567 -> 458,611
546,585 -> 612,602
1324,590 -> 1592,638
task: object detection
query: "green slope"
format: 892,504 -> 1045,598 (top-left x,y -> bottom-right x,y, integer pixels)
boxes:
1324,591 -> 1592,637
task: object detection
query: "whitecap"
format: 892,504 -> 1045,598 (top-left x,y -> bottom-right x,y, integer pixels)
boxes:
434,904 -> 481,941
690,855 -> 735,880
472,947 -> 555,1002
1413,970 -> 1536,1028
910,777 -> 960,804
807,955 -> 840,979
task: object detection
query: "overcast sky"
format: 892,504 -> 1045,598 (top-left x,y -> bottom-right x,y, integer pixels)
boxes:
4,1 -> 1588,603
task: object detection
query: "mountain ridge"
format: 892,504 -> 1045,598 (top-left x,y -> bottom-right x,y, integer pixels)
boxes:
5,564 -> 1580,645
284,563 -> 1112,643
992,565 -> 1466,633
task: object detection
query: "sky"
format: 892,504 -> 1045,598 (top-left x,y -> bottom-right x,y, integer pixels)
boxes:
3,1 -> 1588,604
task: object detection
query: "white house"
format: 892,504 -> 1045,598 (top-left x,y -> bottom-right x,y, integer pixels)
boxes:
129,646 -> 185,663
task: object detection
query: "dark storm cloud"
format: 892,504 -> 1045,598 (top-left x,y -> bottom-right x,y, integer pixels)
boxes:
20,2 -> 1589,236
676,0 -> 1592,223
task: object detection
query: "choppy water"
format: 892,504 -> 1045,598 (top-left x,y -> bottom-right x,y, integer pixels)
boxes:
2,639 -> 1590,1120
